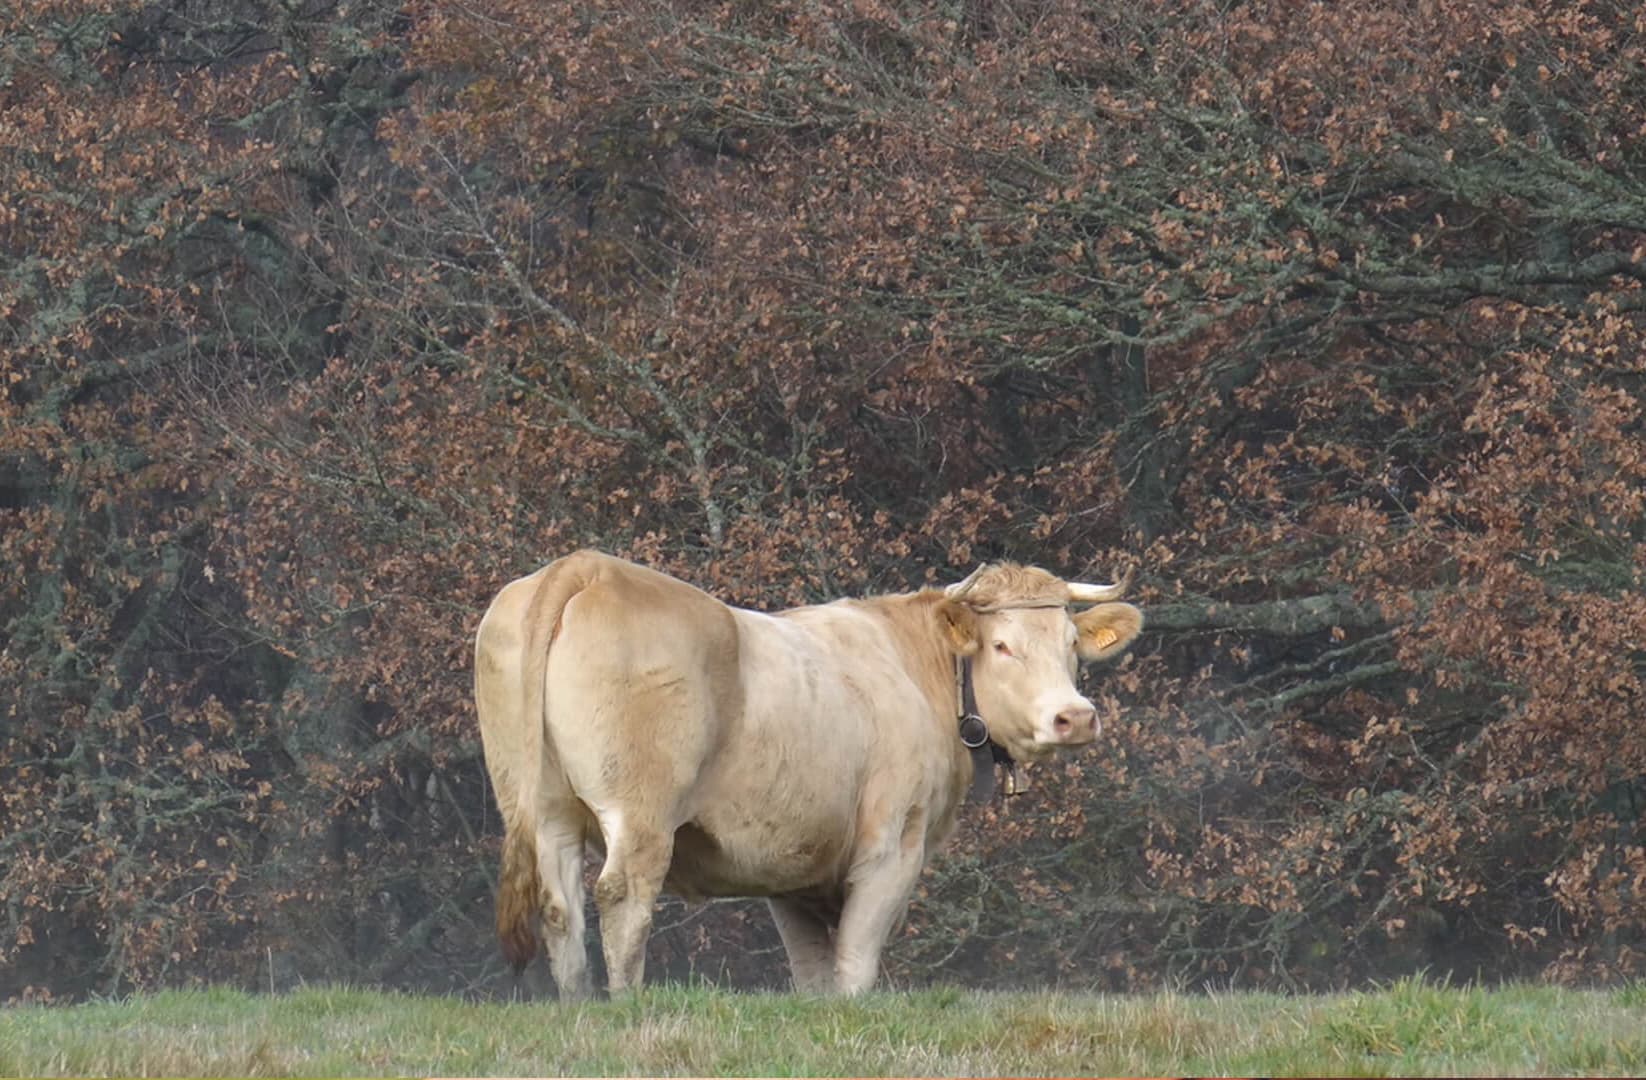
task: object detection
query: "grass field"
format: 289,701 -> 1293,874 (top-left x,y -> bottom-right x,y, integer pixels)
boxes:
2,977 -> 1643,1076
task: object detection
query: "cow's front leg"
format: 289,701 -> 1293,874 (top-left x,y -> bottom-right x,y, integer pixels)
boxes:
833,840 -> 926,993
768,895 -> 838,993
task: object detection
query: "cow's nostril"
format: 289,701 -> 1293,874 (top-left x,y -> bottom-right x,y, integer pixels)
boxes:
1055,706 -> 1097,740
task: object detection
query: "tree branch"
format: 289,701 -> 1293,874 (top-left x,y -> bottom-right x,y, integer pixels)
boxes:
1147,591 -> 1397,637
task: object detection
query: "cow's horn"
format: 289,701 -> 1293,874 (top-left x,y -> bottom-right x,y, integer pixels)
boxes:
945,564 -> 988,601
1066,568 -> 1132,604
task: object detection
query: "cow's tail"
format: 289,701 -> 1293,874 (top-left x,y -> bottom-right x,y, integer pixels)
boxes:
495,812 -> 542,973
491,552 -> 601,974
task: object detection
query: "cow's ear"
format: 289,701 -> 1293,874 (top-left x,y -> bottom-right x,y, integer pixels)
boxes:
1074,603 -> 1143,662
938,599 -> 981,655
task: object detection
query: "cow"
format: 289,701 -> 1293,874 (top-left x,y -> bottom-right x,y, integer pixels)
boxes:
473,550 -> 1143,997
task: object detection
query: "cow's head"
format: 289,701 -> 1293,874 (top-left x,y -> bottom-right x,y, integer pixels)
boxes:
938,563 -> 1143,762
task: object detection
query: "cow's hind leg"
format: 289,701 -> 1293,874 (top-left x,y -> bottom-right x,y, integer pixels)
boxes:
537,815 -> 592,1000
769,896 -> 837,993
592,817 -> 673,993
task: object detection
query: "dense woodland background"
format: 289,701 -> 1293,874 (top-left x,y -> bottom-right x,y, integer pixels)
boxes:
4,0 -> 1646,1002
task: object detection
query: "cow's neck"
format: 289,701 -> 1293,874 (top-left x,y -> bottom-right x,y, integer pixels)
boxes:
855,586 -> 981,770
852,590 -> 958,704
955,654 -> 1019,803
853,590 -> 1000,807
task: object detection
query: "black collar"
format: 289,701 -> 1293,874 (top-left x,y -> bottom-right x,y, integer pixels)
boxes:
955,655 -> 1019,803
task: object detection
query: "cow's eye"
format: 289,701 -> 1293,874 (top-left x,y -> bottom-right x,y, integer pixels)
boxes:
992,640 -> 1012,657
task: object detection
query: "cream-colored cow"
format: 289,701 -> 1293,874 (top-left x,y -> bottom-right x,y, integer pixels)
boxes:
474,550 -> 1143,996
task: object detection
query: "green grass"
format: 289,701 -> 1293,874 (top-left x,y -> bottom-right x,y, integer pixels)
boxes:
2,977 -> 1643,1076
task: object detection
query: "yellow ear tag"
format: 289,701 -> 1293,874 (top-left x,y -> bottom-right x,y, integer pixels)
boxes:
1091,627 -> 1119,649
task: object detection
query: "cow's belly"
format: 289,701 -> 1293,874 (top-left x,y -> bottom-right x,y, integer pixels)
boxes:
672,729 -> 870,896
664,817 -> 846,899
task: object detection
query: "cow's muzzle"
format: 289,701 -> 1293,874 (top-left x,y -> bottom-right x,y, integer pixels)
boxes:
1043,703 -> 1099,745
